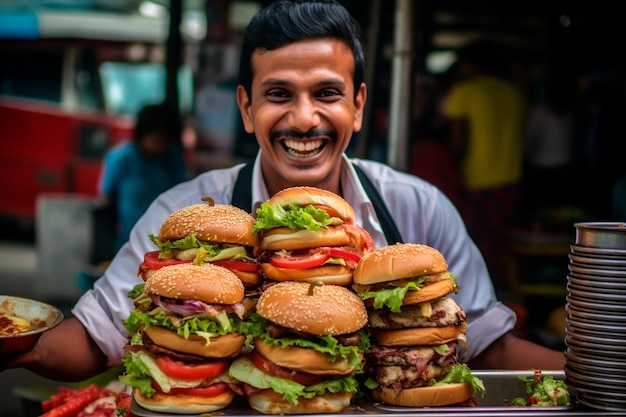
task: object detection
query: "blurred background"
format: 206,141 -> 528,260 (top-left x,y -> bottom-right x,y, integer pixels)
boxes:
0,0 -> 624,415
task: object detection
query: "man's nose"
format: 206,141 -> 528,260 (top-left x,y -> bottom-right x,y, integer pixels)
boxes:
288,97 -> 320,131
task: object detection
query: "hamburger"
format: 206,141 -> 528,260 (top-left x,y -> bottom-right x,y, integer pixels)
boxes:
120,262 -> 251,414
228,281 -> 370,414
138,199 -> 261,288
352,243 -> 485,407
252,186 -> 374,286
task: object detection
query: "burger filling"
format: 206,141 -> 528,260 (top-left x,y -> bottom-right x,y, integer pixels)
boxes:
367,296 -> 467,330
124,284 -> 250,345
354,272 -> 459,313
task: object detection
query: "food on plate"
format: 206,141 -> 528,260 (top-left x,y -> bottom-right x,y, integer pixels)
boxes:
0,313 -> 31,335
229,281 -> 370,414
121,263 -> 253,414
139,199 -> 261,287
252,186 -> 374,286
507,370 -> 570,406
353,243 -> 485,407
40,383 -> 129,417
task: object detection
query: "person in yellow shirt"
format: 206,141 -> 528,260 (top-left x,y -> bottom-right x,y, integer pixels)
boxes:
444,39 -> 528,295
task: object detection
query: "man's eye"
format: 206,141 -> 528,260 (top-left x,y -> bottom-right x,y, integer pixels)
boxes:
318,90 -> 343,100
266,90 -> 290,99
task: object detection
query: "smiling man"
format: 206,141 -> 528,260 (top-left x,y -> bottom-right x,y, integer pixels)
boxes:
2,0 -> 565,390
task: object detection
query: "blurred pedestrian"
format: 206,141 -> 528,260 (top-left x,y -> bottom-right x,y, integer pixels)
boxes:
443,39 -> 528,294
99,102 -> 188,254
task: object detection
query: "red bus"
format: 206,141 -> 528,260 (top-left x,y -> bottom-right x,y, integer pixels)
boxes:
0,8 -> 194,225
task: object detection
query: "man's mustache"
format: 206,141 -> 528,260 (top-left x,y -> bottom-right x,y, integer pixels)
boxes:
271,128 -> 337,141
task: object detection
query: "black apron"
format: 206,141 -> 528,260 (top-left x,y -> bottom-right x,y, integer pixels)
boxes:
230,163 -> 403,245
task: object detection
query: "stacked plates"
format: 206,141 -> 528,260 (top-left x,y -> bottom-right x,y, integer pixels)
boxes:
565,222 -> 626,411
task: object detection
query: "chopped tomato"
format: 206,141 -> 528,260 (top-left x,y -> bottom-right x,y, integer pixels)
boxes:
212,259 -> 259,273
269,251 -> 330,269
142,251 -> 190,270
250,351 -> 325,386
152,381 -> 230,397
155,356 -> 229,380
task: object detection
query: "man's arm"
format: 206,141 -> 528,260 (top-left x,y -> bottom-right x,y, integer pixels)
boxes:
1,318 -> 109,382
468,332 -> 566,370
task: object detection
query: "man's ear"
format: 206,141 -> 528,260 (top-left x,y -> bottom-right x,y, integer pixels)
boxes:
237,85 -> 254,133
353,82 -> 367,132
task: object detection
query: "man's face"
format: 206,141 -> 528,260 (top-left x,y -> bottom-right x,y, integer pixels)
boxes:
237,38 -> 366,194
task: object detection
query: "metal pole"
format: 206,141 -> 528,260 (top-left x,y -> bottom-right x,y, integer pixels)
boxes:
165,0 -> 182,110
356,0 -> 381,159
386,0 -> 413,171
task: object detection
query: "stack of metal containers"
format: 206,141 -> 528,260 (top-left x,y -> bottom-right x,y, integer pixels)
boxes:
565,222 -> 626,411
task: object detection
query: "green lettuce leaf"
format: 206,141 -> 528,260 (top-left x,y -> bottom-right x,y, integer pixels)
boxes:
252,202 -> 342,233
434,364 -> 486,397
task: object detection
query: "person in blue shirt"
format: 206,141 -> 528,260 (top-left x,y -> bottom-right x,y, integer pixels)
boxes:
99,102 -> 188,253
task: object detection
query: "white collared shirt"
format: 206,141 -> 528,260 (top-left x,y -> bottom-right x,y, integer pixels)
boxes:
73,152 -> 515,366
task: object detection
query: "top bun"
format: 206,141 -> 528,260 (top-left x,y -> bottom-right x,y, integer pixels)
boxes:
145,263 -> 244,305
158,203 -> 258,246
354,243 -> 448,285
268,186 -> 355,223
256,281 -> 367,336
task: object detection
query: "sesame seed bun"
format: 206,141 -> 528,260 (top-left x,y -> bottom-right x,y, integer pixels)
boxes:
371,382 -> 473,407
144,263 -> 244,305
268,186 -> 355,223
354,243 -> 448,286
255,281 -> 367,336
158,203 -> 258,246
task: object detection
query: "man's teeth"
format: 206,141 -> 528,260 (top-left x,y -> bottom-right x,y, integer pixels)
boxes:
283,139 -> 323,156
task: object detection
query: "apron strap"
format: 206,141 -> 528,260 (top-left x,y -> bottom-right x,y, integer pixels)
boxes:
352,164 -> 404,244
231,163 -> 254,211
231,162 -> 403,245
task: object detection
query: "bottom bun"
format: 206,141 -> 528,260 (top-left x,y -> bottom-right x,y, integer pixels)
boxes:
247,389 -> 353,415
254,337 -> 360,375
144,325 -> 245,358
133,387 -> 235,414
371,383 -> 473,407
261,263 -> 353,286
371,324 -> 466,347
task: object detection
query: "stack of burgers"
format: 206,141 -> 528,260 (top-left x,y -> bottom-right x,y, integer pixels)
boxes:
252,186 -> 374,287
352,243 -> 485,407
120,201 -> 261,414
228,280 -> 370,414
138,199 -> 261,294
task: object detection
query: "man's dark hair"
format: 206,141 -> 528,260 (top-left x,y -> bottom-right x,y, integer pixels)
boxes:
239,0 -> 365,99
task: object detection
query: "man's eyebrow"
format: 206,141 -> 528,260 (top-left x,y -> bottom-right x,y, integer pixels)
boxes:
260,78 -> 347,88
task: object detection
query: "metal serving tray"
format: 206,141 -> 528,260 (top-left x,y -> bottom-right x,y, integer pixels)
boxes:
130,370 -> 620,417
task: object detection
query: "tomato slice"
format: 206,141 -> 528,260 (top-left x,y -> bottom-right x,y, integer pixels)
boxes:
142,251 -> 190,270
310,204 -> 343,219
152,381 -> 230,397
269,251 -> 330,269
327,247 -> 362,263
250,351 -> 325,386
212,259 -> 259,273
155,356 -> 229,381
